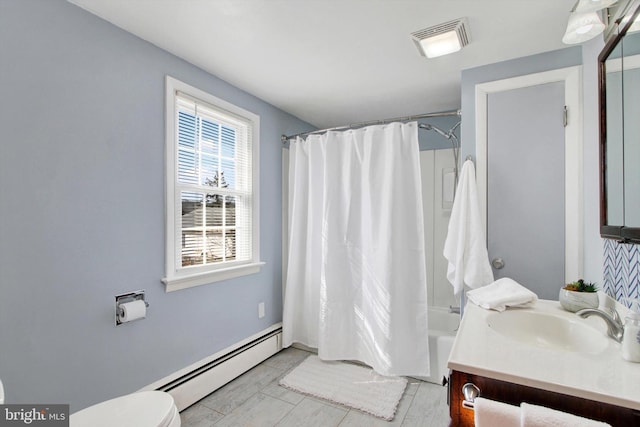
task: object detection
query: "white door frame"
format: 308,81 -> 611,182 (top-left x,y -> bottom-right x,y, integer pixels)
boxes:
475,66 -> 583,282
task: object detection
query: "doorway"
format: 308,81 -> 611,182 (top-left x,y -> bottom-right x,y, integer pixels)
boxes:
487,82 -> 564,298
475,67 -> 583,298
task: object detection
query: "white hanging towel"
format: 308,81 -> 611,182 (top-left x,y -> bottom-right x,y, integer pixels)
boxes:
521,402 -> 611,427
443,159 -> 494,295
474,398 -> 521,427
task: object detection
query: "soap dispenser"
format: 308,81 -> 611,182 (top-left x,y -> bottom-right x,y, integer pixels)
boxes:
622,300 -> 640,363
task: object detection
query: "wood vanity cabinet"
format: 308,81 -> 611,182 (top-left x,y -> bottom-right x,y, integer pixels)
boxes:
448,370 -> 640,427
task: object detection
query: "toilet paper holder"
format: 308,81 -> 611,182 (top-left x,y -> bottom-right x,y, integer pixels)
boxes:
115,290 -> 149,325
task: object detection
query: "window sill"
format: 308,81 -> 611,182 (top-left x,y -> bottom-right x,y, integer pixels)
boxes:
162,261 -> 265,292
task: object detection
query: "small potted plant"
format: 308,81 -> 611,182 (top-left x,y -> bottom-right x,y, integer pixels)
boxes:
559,279 -> 599,312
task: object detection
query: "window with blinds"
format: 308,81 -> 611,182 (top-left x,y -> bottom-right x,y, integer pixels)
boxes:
164,77 -> 262,291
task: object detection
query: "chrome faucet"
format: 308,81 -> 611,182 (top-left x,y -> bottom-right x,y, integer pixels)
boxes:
576,308 -> 624,343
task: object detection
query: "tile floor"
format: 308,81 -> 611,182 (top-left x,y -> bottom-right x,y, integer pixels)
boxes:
180,347 -> 451,427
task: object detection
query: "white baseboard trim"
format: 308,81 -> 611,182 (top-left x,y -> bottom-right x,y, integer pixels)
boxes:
139,323 -> 283,411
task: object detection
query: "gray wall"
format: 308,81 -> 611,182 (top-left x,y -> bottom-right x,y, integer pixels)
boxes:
460,47 -> 582,162
460,43 -> 606,288
0,0 -> 312,411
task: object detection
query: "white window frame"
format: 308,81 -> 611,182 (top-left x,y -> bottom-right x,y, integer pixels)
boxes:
163,76 -> 263,292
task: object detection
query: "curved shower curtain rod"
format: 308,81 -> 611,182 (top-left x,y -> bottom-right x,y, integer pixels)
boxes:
280,109 -> 461,143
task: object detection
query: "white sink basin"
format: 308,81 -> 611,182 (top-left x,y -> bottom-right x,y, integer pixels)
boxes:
487,310 -> 609,354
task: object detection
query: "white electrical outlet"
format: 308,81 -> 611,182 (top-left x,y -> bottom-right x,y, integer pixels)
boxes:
258,302 -> 265,318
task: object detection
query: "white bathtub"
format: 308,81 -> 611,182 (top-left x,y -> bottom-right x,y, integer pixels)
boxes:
419,307 -> 460,385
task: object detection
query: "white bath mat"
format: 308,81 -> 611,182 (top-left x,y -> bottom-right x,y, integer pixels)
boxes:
279,355 -> 407,421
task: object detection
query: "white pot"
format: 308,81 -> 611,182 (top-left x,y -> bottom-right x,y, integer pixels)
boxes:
558,289 -> 599,312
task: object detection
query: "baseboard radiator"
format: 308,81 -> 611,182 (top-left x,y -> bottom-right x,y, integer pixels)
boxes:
158,328 -> 283,411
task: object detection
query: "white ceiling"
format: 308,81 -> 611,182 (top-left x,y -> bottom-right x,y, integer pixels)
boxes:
68,0 -> 577,129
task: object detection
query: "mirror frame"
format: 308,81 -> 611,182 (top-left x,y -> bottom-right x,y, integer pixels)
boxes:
599,0 -> 640,244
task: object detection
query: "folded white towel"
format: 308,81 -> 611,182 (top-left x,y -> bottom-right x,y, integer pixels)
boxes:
474,397 -> 521,427
521,402 -> 611,427
466,277 -> 537,312
443,160 -> 494,295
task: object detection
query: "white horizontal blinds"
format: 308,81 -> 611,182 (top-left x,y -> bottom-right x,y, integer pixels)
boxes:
176,92 -> 252,269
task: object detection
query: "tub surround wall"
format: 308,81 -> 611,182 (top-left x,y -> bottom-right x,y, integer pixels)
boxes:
420,149 -> 458,310
418,115 -> 461,309
0,0 -> 311,411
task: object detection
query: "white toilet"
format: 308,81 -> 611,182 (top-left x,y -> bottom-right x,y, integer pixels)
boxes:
70,391 -> 180,427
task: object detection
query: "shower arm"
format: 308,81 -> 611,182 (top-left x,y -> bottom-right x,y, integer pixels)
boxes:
418,121 -> 461,141
419,123 -> 448,138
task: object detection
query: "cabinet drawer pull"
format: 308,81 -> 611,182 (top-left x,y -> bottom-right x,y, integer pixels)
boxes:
462,382 -> 480,409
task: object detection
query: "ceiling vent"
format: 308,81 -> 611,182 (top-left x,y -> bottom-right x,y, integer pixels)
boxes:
411,18 -> 470,58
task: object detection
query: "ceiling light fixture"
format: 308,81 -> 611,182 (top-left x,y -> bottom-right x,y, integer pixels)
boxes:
411,18 -> 470,58
562,11 -> 606,43
562,0 -> 616,44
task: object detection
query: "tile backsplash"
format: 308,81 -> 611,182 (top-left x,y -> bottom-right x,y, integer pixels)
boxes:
603,239 -> 640,308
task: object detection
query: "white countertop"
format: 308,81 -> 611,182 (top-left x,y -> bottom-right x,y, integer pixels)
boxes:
448,299 -> 640,410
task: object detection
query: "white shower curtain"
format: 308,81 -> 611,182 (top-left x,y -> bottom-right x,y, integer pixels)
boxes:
283,121 -> 430,377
